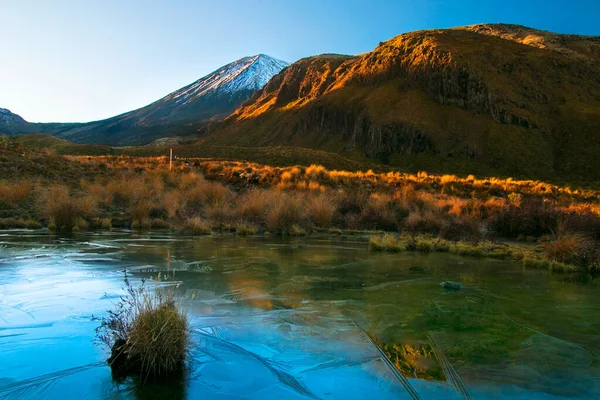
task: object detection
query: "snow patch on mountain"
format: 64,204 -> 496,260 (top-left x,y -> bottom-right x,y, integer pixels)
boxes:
164,54 -> 288,107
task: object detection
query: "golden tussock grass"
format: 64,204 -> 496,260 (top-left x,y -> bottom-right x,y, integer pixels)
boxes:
265,192 -> 306,234
96,274 -> 189,380
0,180 -> 33,206
306,194 -> 337,228
1,151 -> 597,270
37,185 -> 97,230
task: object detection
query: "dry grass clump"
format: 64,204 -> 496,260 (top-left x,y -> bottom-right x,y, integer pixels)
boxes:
265,192 -> 306,234
544,232 -> 597,268
160,190 -> 183,219
37,185 -> 96,230
404,209 -> 443,236
360,193 -> 404,231
129,199 -> 154,228
96,275 -> 189,380
181,181 -> 232,212
306,164 -> 326,180
0,180 -> 33,207
236,189 -> 273,222
0,218 -> 42,229
235,222 -> 259,236
83,182 -> 113,207
185,217 -> 211,235
306,194 -> 337,228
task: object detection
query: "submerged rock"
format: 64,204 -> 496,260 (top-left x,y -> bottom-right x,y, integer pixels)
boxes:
440,281 -> 464,290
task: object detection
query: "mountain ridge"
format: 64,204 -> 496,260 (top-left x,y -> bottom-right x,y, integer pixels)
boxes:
196,23 -> 600,181
1,54 -> 289,145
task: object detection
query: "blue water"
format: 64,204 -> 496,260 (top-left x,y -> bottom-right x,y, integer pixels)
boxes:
0,230 -> 598,399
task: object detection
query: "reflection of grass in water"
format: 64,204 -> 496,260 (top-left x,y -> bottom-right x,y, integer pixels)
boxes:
353,322 -> 422,400
369,286 -> 529,375
379,342 -> 444,381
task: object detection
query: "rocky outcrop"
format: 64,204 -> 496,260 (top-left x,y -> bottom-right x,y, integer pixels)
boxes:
293,104 -> 437,160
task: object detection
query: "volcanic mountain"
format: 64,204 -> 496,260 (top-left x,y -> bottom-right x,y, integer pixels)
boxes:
199,24 -> 600,181
1,54 -> 288,145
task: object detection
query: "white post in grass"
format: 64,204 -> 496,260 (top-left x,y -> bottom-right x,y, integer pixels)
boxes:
169,148 -> 173,171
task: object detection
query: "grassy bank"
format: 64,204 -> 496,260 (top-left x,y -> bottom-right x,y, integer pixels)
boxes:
369,234 -> 599,273
1,138 -> 599,271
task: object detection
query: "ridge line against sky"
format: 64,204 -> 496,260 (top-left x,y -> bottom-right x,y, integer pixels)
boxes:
1,0 -> 599,123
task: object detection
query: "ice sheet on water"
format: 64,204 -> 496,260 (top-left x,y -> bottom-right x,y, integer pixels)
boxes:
186,305 -> 423,399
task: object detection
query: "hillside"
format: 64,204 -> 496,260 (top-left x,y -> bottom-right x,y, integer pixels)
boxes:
198,24 -> 600,182
2,55 -> 288,146
0,108 -> 81,136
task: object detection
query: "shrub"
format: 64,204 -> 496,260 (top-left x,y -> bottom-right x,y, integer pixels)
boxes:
183,181 -> 232,212
204,201 -> 233,224
131,218 -> 151,230
490,198 -> 559,238
544,233 -> 596,267
160,190 -> 182,219
235,222 -> 258,236
265,193 -> 306,234
306,164 -> 326,180
338,189 -> 369,215
129,199 -> 154,227
306,194 -> 337,228
369,234 -> 405,252
288,224 -> 307,236
404,209 -> 442,235
95,275 -> 189,380
185,217 -> 211,235
0,180 -> 32,207
439,216 -> 482,241
73,217 -> 89,231
37,185 -> 96,230
360,193 -> 403,231
85,182 -> 113,207
236,189 -> 271,222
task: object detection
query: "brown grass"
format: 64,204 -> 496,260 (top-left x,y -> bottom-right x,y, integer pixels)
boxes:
185,217 -> 211,235
1,149 -> 598,261
306,194 -> 337,228
266,192 -> 306,233
96,275 -> 189,380
0,180 -> 33,206
544,232 -> 596,267
37,185 -> 97,230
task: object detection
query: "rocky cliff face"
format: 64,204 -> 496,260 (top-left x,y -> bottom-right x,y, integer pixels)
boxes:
203,24 -> 600,180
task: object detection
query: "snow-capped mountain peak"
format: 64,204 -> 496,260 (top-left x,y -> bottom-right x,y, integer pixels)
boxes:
165,54 -> 289,106
1,55 -> 290,144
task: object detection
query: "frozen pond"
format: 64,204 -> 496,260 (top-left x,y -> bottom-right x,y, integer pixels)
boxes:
0,231 -> 599,399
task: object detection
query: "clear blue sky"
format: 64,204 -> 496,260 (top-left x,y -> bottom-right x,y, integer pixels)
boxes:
1,0 -> 598,123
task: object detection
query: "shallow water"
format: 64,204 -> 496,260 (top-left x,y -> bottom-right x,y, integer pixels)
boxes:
0,230 -> 599,399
